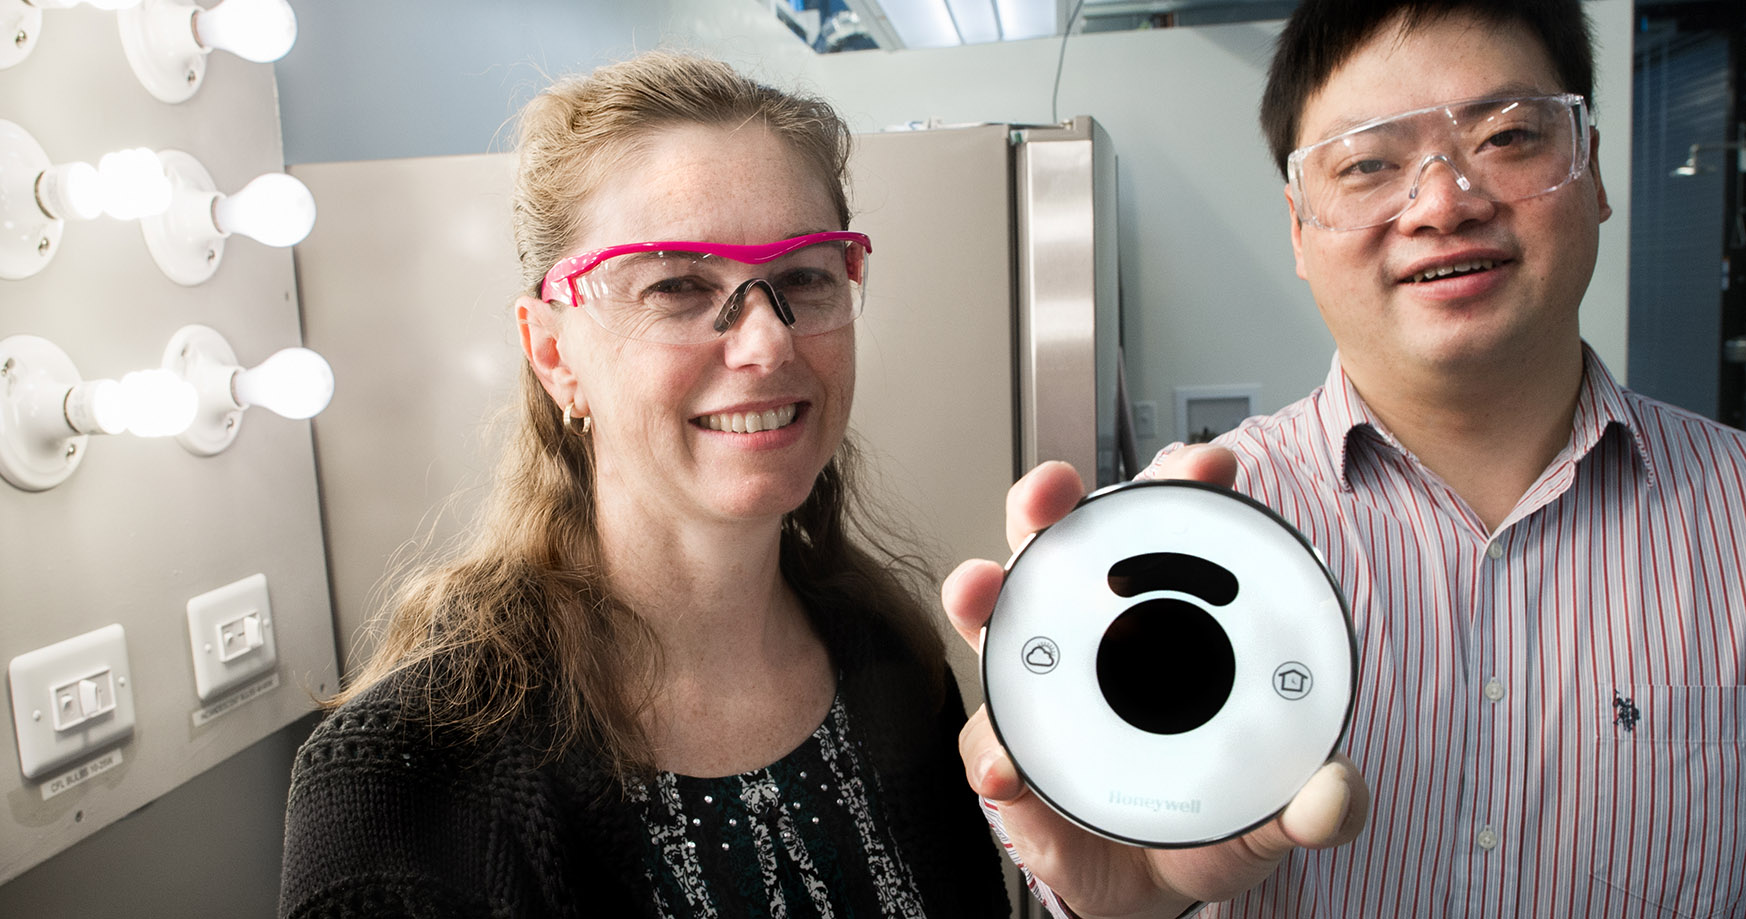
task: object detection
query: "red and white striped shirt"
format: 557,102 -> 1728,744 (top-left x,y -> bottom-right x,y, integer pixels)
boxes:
1006,348 -> 1746,919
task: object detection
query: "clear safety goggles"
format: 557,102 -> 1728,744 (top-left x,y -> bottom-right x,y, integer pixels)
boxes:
1286,93 -> 1591,231
539,231 -> 871,345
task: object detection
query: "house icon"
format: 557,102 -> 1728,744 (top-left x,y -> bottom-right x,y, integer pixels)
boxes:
1273,663 -> 1313,699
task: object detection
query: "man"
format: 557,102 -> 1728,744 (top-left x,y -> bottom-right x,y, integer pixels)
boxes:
944,0 -> 1746,916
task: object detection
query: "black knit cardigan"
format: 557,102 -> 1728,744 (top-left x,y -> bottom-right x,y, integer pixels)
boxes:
278,614 -> 1011,918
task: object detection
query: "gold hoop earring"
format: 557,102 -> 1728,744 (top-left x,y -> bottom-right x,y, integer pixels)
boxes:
562,402 -> 592,435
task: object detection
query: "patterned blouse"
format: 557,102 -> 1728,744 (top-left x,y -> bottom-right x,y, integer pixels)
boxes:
629,695 -> 929,918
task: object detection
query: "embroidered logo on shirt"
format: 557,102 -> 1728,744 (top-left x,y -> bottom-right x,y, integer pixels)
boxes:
1612,691 -> 1641,733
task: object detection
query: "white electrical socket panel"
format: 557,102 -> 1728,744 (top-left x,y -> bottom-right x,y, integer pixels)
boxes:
186,573 -> 278,703
8,624 -> 137,781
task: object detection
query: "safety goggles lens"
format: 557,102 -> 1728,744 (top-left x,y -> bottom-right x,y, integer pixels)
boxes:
555,236 -> 869,345
1288,94 -> 1588,231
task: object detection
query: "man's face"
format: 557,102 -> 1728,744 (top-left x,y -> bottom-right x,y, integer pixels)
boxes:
1287,12 -> 1611,385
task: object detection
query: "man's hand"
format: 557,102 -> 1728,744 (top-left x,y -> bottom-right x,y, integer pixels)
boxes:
942,450 -> 1369,918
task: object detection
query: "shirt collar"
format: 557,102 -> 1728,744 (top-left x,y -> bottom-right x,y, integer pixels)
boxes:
1319,354 -> 1389,492
1568,342 -> 1658,488
1317,344 -> 1655,491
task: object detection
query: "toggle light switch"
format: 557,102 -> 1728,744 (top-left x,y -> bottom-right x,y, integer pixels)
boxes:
49,668 -> 117,731
8,625 -> 136,780
187,573 -> 277,702
216,611 -> 265,663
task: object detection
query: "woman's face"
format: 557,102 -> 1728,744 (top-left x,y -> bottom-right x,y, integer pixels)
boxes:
520,122 -> 855,529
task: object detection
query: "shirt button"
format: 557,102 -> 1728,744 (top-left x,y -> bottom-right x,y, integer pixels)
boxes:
1486,541 -> 1504,560
1484,678 -> 1506,702
1476,826 -> 1500,850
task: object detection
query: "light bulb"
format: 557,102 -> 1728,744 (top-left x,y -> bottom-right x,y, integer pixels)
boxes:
233,348 -> 333,420
116,368 -> 197,437
85,380 -> 129,434
62,379 -> 128,435
97,148 -> 170,220
213,173 -> 316,247
36,162 -> 103,221
193,0 -> 296,63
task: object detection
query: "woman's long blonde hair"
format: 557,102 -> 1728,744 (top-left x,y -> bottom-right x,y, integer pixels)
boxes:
334,52 -> 944,782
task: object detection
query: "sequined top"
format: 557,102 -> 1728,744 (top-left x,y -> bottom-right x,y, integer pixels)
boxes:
632,695 -> 928,918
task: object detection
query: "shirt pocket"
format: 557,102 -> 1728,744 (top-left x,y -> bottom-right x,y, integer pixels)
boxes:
1590,684 -> 1746,918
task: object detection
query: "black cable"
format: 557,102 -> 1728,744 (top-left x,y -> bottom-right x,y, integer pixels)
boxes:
1052,0 -> 1090,125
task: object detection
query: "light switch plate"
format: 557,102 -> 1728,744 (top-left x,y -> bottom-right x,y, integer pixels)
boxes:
186,573 -> 278,703
8,624 -> 136,781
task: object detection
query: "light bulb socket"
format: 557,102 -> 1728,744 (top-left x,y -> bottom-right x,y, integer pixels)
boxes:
139,150 -> 225,286
0,119 -> 63,280
119,0 -> 206,104
0,335 -> 90,491
163,324 -> 244,455
0,0 -> 44,70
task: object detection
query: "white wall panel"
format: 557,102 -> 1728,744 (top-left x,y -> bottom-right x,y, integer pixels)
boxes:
290,153 -> 525,674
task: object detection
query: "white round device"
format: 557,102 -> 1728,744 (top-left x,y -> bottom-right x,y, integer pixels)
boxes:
983,479 -> 1355,847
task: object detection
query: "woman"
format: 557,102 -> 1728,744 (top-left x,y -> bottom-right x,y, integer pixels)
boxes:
278,52 -> 1010,918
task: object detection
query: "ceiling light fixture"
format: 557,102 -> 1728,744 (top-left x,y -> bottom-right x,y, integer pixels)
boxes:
1671,142 -> 1746,178
849,0 -> 1061,47
994,0 -> 1058,40
947,0 -> 1003,42
872,0 -> 967,47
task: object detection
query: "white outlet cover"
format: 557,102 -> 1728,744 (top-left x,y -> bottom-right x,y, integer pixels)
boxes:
186,573 -> 278,703
8,624 -> 137,781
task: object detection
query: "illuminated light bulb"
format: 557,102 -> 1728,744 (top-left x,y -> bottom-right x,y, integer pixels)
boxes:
140,152 -> 318,285
35,161 -> 103,222
61,379 -> 128,436
120,0 -> 294,102
96,147 -> 170,220
0,336 -> 205,491
233,348 -> 333,420
115,368 -> 198,437
193,0 -> 296,63
163,326 -> 334,455
213,173 -> 316,247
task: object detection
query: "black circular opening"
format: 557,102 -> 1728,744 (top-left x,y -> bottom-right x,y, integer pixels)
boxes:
1096,598 -> 1235,735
